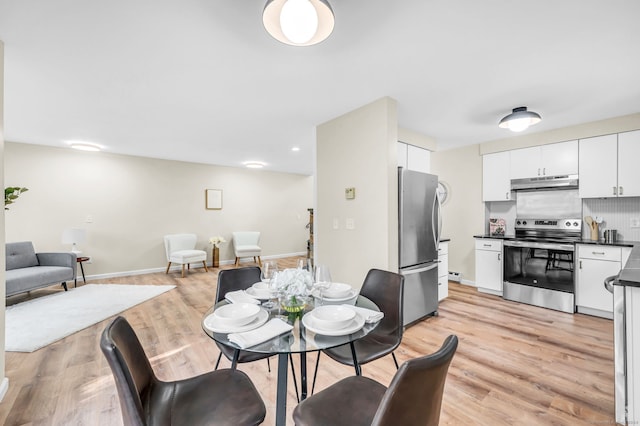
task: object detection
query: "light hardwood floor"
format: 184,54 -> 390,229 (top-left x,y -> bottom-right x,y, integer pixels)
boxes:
2,257 -> 615,425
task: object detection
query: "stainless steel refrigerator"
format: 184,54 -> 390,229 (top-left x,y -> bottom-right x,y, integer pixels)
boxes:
398,168 -> 441,326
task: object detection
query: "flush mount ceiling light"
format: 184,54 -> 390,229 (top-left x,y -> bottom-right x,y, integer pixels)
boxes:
499,107 -> 542,133
263,0 -> 335,46
69,142 -> 102,152
244,161 -> 266,169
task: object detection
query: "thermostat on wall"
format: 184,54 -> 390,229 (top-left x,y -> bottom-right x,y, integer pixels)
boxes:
345,187 -> 356,199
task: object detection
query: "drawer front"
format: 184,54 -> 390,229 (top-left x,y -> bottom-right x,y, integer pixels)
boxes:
438,241 -> 449,255
475,239 -> 502,251
438,253 -> 449,278
578,245 -> 621,262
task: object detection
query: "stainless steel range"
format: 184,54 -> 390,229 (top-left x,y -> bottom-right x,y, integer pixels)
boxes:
503,218 -> 582,313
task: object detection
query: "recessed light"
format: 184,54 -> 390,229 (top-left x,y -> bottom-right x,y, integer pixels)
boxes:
69,142 -> 102,152
291,146 -> 300,152
244,161 -> 266,169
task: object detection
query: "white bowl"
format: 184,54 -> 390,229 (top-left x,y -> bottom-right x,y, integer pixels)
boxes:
253,282 -> 269,291
213,303 -> 260,327
311,305 -> 356,330
322,282 -> 352,299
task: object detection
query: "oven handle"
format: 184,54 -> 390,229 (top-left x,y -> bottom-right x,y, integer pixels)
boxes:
503,240 -> 575,251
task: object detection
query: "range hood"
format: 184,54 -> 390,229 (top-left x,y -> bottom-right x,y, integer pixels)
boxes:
511,174 -> 579,191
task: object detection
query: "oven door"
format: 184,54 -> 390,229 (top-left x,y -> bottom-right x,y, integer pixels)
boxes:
503,240 -> 576,313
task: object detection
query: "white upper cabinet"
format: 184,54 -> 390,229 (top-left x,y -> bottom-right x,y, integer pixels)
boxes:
510,140 -> 578,179
617,130 -> 640,197
407,145 -> 431,173
579,134 -> 618,198
482,151 -> 511,201
579,130 -> 640,198
398,142 -> 431,173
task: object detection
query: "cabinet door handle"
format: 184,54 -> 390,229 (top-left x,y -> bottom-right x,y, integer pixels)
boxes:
537,168 -> 541,176
506,191 -> 509,200
619,186 -> 623,195
592,251 -> 605,255
613,186 -> 618,195
579,260 -> 582,269
543,167 -> 546,175
498,253 -> 501,261
483,244 -> 491,247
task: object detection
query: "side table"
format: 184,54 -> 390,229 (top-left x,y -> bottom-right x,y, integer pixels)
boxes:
75,256 -> 90,287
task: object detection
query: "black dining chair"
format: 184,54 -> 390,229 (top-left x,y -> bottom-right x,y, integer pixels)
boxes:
311,268 -> 404,391
294,335 -> 458,426
100,316 -> 266,426
214,266 -> 302,400
214,266 -> 274,370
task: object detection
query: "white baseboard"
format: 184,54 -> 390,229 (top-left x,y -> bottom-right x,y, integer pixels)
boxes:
460,279 -> 475,287
83,252 -> 307,281
0,377 -> 9,402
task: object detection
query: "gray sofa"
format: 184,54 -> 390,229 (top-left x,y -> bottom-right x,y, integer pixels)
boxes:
5,241 -> 77,297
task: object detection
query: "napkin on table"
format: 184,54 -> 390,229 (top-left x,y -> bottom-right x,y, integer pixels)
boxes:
228,318 -> 293,349
225,290 -> 260,305
342,305 -> 384,323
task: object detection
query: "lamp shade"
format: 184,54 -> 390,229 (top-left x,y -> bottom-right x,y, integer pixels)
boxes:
62,228 -> 86,253
263,0 -> 334,46
498,107 -> 542,132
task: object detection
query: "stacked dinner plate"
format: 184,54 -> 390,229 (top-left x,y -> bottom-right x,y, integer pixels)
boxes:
313,282 -> 358,306
204,303 -> 269,333
302,305 -> 365,336
245,281 -> 272,300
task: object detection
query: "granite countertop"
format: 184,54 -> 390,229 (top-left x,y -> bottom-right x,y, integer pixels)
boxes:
474,234 -> 639,248
617,244 -> 640,288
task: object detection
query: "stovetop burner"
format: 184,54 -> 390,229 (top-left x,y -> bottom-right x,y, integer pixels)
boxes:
514,218 -> 582,243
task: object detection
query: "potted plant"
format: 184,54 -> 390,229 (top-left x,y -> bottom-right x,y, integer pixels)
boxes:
209,236 -> 226,268
4,187 -> 28,210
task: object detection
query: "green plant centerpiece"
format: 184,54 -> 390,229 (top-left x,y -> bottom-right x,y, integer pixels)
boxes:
4,187 -> 28,210
272,268 -> 313,322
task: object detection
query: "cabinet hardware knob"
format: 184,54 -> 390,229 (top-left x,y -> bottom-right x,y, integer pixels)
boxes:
619,186 -> 623,195
543,167 -> 546,175
613,186 -> 617,195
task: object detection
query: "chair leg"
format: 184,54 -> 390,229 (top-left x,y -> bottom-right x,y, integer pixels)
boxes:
235,257 -> 240,267
392,352 -> 400,370
181,264 -> 186,278
257,256 -> 262,267
267,357 -> 271,372
311,351 -> 321,395
289,354 -> 300,403
215,352 -> 223,370
62,282 -> 68,291
165,262 -> 171,274
202,260 -> 209,272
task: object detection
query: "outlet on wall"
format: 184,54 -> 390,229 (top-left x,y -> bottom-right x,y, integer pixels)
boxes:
630,217 -> 640,228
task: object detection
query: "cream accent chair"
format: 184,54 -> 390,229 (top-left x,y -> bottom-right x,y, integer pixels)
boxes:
164,234 -> 208,278
232,232 -> 262,267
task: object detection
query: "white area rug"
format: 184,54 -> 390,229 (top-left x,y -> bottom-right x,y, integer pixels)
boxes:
5,284 -> 175,352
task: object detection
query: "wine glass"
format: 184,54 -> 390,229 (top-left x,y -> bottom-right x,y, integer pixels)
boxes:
314,265 -> 332,306
261,261 -> 279,309
297,258 -> 313,271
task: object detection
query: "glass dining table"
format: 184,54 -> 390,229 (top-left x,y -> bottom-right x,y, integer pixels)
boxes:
201,296 -> 381,426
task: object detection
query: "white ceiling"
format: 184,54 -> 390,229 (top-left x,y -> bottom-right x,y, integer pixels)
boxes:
1,0 -> 639,175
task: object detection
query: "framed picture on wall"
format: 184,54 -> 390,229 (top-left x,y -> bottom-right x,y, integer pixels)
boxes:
205,189 -> 223,210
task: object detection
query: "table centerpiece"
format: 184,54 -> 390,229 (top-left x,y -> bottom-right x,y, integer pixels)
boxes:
272,268 -> 313,322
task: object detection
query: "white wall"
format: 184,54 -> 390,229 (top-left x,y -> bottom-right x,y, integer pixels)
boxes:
1,39 -> 8,400
4,143 -> 313,277
431,144 -> 485,283
316,97 -> 398,288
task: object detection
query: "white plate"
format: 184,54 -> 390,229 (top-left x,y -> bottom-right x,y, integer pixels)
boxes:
204,309 -> 269,333
302,311 -> 365,336
246,287 -> 272,300
312,288 -> 358,302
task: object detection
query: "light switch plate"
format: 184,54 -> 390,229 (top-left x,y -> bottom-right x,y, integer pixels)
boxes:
346,218 -> 355,230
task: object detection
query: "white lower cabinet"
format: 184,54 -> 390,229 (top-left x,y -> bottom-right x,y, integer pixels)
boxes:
438,241 -> 449,301
576,245 -> 632,319
475,239 -> 503,295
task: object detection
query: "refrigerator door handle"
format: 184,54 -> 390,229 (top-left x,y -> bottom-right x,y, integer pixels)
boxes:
437,190 -> 442,245
400,263 -> 439,275
432,190 -> 439,251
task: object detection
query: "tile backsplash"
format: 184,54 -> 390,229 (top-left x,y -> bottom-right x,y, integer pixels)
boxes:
583,197 -> 640,242
485,196 -> 640,242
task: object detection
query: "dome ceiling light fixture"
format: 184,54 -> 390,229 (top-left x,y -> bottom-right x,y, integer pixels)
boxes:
498,106 -> 542,133
263,0 -> 335,46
